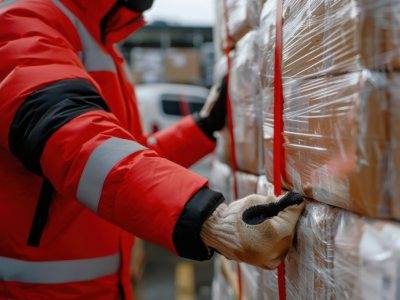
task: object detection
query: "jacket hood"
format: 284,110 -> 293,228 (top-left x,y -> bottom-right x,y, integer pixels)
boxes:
60,0 -> 145,45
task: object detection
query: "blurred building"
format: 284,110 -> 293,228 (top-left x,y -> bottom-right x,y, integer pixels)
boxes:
119,21 -> 215,88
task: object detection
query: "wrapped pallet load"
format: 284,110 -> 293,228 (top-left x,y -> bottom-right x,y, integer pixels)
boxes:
209,160 -> 259,204
215,0 -> 265,50
334,211 -> 400,300
259,0 -> 400,88
263,200 -> 340,300
263,71 -> 400,218
230,31 -> 264,175
215,31 -> 264,175
260,0 -> 400,218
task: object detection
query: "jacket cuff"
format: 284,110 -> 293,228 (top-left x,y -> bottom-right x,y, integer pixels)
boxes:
172,187 -> 225,261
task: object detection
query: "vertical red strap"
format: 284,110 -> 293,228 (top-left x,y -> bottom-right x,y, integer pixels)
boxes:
222,1 -> 241,299
274,0 -> 287,299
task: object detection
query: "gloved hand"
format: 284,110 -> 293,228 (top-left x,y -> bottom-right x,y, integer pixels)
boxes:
200,191 -> 305,270
194,76 -> 227,141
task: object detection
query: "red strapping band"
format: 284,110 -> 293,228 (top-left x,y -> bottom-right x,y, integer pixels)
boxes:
223,0 -> 241,299
274,0 -> 287,299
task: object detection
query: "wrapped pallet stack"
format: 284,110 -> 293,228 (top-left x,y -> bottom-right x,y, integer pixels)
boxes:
211,0 -> 400,298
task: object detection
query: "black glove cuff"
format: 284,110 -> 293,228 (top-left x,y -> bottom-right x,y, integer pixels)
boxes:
173,187 -> 225,261
193,112 -> 217,142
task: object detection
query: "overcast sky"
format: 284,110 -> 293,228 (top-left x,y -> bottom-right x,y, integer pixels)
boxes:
144,0 -> 216,26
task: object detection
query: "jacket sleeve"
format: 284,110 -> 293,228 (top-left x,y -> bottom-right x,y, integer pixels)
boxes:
0,2 -> 222,260
147,115 -> 216,168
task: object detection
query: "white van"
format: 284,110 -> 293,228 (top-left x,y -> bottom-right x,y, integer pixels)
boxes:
135,83 -> 213,178
135,83 -> 210,134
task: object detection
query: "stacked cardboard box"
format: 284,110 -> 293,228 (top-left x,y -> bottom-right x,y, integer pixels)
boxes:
259,0 -> 400,88
215,31 -> 265,175
263,200 -> 340,300
210,0 -> 400,298
260,0 -> 400,219
263,71 -> 400,218
215,0 -> 266,51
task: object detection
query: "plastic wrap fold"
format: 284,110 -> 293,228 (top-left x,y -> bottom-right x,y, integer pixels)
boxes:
215,0 -> 265,50
230,31 -> 264,175
215,31 -> 264,175
260,0 -> 400,88
210,160 -> 259,204
263,200 -> 340,300
263,70 -> 400,218
212,255 -> 237,300
334,211 -> 400,300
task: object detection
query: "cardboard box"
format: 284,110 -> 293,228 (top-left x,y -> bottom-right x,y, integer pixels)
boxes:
260,0 -> 400,88
263,71 -> 398,218
230,31 -> 264,175
165,48 -> 201,84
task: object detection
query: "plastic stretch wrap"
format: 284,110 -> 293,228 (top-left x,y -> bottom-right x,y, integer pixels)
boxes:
214,55 -> 229,85
210,160 -> 233,204
212,255 -> 237,300
388,75 -> 400,218
215,0 -> 265,50
263,70 -> 400,218
210,160 -> 259,204
334,211 -> 400,300
263,201 -> 340,300
256,175 -> 275,196
260,0 -> 400,88
214,55 -> 232,167
240,263 -> 263,300
230,31 -> 264,175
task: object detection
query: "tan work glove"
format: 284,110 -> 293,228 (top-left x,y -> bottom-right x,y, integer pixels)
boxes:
200,191 -> 305,270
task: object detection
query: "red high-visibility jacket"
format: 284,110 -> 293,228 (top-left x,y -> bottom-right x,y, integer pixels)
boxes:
0,0 -> 223,299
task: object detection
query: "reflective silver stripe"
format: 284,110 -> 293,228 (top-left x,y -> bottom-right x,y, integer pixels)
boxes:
0,253 -> 120,284
77,137 -> 147,213
0,0 -> 24,9
51,0 -> 117,73
122,63 -> 135,84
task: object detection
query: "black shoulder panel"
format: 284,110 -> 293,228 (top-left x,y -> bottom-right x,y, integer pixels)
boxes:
8,79 -> 110,176
173,186 -> 225,261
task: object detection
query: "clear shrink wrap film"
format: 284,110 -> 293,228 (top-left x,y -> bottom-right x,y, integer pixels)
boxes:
210,160 -> 259,204
240,263 -> 264,300
263,200 -> 340,300
334,211 -> 400,300
212,255 -> 237,300
263,70 -> 400,218
215,0 -> 265,50
214,55 -> 229,85
210,160 -> 234,203
388,74 -> 400,218
214,55 -> 232,167
259,0 -> 400,88
230,31 -> 264,175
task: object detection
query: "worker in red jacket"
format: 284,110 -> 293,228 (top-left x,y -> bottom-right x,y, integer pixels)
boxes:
0,0 -> 304,299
